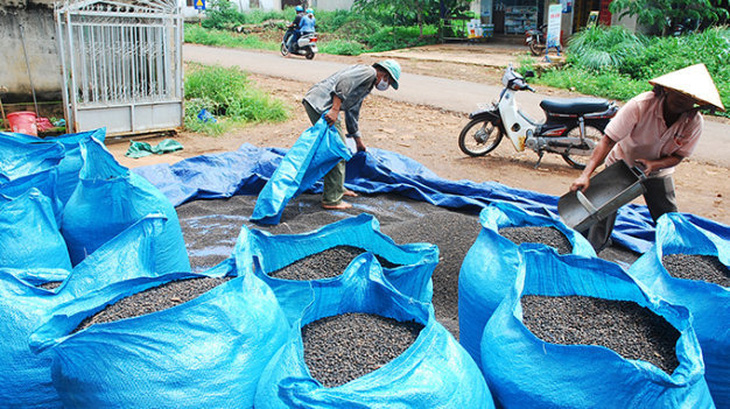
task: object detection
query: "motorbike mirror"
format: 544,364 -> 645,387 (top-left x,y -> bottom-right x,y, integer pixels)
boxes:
524,71 -> 535,78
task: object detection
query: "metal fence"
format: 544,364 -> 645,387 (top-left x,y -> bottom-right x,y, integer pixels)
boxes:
56,0 -> 183,136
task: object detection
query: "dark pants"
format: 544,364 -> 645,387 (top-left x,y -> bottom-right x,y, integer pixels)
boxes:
582,174 -> 678,251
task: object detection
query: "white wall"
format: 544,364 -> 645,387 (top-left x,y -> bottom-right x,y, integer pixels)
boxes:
309,0 -> 354,12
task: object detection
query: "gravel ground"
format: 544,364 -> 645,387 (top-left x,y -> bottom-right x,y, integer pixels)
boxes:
499,226 -> 573,254
74,276 -> 233,333
521,295 -> 680,374
302,312 -> 424,388
662,253 -> 730,287
268,245 -> 400,280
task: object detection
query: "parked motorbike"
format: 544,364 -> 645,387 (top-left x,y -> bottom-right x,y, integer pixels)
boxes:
525,24 -> 547,56
281,27 -> 318,60
458,64 -> 619,169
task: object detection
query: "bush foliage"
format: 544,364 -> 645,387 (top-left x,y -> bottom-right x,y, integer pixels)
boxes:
530,26 -> 730,115
184,64 -> 288,135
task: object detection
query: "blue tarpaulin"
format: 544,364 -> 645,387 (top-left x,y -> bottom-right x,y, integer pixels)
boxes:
133,144 -> 730,254
251,117 -> 352,224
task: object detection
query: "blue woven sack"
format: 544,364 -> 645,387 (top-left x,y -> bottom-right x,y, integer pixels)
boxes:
459,201 -> 595,371
235,213 -> 438,323
629,213 -> 730,408
255,254 -> 493,408
481,246 -> 714,408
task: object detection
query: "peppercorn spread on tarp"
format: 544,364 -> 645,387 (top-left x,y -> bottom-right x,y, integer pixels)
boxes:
0,216 -> 170,408
481,246 -> 714,409
251,117 -> 352,225
254,253 -> 494,409
458,201 -> 596,372
30,264 -> 289,409
132,144 -> 730,254
235,213 -> 439,324
629,213 -> 730,408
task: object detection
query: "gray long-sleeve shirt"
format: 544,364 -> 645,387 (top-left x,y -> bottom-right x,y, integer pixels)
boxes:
303,64 -> 377,138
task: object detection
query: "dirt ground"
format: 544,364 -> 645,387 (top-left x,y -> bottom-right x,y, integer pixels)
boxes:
107,53 -> 728,226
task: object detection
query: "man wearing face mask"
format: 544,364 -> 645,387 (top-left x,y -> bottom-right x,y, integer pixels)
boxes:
302,59 -> 401,210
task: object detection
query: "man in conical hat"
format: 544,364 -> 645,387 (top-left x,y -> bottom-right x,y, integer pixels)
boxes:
569,63 -> 724,251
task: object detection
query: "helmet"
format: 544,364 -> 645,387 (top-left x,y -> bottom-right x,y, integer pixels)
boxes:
306,8 -> 313,14
374,59 -> 401,90
295,5 -> 303,12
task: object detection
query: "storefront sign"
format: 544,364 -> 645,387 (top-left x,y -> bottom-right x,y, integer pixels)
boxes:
546,4 -> 562,49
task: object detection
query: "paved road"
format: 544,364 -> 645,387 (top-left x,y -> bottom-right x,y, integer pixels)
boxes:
184,44 -> 730,168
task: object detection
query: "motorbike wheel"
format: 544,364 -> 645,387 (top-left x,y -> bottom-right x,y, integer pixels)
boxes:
561,125 -> 603,170
529,41 -> 542,56
280,43 -> 289,57
458,117 -> 503,157
305,50 -> 315,60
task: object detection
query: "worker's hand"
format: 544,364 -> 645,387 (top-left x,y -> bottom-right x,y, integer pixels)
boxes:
635,158 -> 658,175
355,138 -> 367,152
324,110 -> 338,125
570,174 -> 590,192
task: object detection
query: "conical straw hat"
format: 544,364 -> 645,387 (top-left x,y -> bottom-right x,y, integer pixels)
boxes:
649,63 -> 725,111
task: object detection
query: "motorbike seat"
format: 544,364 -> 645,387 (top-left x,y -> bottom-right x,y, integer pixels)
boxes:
540,98 -> 610,115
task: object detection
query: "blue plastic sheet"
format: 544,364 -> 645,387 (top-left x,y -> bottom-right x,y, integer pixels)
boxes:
235,214 -> 438,323
0,215 -> 168,408
458,201 -> 595,371
61,138 -> 190,274
629,213 -> 730,408
133,144 -> 730,254
30,264 -> 289,409
0,168 -> 63,221
481,246 -> 714,408
251,117 -> 352,224
254,254 -> 494,408
0,133 -> 64,183
0,188 -> 71,271
1,129 -> 107,204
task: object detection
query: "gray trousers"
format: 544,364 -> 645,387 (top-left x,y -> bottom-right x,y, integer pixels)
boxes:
302,100 -> 347,206
583,174 -> 678,251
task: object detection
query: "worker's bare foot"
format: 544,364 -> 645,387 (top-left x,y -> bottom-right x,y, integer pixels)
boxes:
322,201 -> 352,210
343,190 -> 358,197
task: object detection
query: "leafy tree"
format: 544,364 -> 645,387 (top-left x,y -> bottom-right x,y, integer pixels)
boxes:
353,0 -> 440,38
202,0 -> 247,30
609,0 -> 730,35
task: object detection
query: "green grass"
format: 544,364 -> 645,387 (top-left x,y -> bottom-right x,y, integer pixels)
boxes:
184,64 -> 289,135
185,24 -> 279,51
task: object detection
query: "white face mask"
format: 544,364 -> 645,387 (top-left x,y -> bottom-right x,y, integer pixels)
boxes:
375,78 -> 389,91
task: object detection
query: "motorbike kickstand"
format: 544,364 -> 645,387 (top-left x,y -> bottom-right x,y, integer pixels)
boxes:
534,151 -> 544,169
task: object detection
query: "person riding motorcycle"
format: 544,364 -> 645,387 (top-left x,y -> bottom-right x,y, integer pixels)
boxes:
285,5 -> 305,52
299,8 -> 316,37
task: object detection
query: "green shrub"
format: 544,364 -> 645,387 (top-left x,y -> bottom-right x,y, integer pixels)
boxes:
201,0 -> 247,30
319,39 -> 368,55
185,24 -> 279,51
184,64 -> 289,135
531,25 -> 730,116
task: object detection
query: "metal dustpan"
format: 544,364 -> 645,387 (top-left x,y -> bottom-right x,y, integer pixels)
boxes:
558,160 -> 646,231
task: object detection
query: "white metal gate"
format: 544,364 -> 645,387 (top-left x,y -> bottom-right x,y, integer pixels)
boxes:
55,0 -> 183,136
